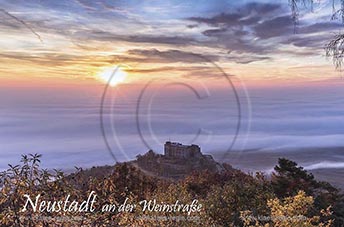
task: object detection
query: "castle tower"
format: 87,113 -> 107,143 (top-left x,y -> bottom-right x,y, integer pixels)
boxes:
164,141 -> 201,158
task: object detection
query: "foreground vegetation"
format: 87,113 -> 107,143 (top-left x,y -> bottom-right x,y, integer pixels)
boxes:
0,154 -> 343,226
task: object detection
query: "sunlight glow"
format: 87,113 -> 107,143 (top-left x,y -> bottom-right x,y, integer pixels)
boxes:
97,66 -> 127,87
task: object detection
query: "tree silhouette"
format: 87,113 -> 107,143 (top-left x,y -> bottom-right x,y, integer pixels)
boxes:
289,0 -> 344,70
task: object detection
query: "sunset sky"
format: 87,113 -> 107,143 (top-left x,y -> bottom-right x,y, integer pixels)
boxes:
1,0 -> 344,169
1,0 -> 343,86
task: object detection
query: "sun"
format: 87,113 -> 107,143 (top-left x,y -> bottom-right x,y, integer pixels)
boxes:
97,65 -> 128,87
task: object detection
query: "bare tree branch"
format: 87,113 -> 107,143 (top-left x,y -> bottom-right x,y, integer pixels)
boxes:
326,33 -> 344,70
289,0 -> 344,70
289,0 -> 314,29
0,8 -> 43,43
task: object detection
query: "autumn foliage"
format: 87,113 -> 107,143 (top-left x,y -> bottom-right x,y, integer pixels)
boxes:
0,154 -> 343,227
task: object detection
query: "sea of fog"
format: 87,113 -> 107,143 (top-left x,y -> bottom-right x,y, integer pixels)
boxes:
1,80 -> 344,173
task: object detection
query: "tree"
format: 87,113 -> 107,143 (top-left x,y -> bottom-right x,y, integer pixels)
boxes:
272,158 -> 344,226
241,190 -> 333,227
0,154 -> 87,227
1,154 -> 342,226
202,172 -> 274,226
271,158 -> 317,197
289,0 -> 344,70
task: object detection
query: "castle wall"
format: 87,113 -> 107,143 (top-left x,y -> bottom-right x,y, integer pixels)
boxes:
164,142 -> 201,158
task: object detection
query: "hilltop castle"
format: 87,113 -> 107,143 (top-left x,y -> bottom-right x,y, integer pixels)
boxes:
135,141 -> 224,179
164,141 -> 202,159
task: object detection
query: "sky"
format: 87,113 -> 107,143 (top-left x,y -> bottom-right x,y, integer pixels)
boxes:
1,0 -> 343,84
1,0 -> 344,170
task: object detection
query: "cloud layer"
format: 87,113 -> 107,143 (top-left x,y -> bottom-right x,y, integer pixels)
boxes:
1,81 -> 344,169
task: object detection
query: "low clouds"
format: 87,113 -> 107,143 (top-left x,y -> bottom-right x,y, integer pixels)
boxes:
82,32 -> 197,46
254,16 -> 294,39
1,0 -> 341,67
1,0 -> 344,172
182,2 -> 289,62
0,8 -> 43,42
299,22 -> 343,34
188,2 -> 282,27
74,0 -> 125,13
126,48 -> 219,63
226,55 -> 270,64
187,1 -> 342,58
2,82 -> 344,170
